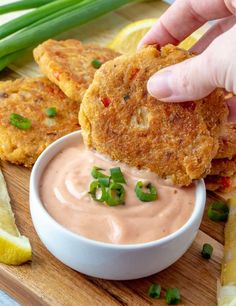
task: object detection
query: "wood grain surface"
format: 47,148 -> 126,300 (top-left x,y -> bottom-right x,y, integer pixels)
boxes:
0,1 -> 234,305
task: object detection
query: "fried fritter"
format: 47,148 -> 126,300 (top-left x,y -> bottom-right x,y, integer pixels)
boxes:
33,39 -> 120,102
205,156 -> 236,192
205,148 -> 236,192
205,175 -> 236,193
216,123 -> 236,159
210,156 -> 236,177
0,77 -> 80,167
79,44 -> 228,186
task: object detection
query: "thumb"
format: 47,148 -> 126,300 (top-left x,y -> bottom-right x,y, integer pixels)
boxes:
147,25 -> 236,102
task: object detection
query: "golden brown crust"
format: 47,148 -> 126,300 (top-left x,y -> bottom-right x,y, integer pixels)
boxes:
216,123 -> 236,159
0,77 -> 80,167
79,44 -> 228,186
33,39 -> 120,102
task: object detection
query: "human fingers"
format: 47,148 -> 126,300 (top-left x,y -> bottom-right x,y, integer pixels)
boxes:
138,0 -> 231,49
190,15 -> 236,53
147,25 -> 236,102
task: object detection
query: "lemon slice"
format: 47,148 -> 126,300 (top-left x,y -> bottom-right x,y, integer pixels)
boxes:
218,198 -> 236,306
108,18 -> 203,54
0,169 -> 31,265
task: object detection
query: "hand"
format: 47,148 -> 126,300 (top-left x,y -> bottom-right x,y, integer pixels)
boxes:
138,0 -> 236,120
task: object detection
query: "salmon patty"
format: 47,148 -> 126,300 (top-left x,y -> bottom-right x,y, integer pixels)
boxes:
79,44 -> 228,186
33,39 -> 120,102
205,175 -> 236,193
0,77 -> 80,167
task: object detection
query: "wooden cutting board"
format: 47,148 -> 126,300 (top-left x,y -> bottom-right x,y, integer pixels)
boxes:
0,159 -> 230,306
0,1 -> 234,305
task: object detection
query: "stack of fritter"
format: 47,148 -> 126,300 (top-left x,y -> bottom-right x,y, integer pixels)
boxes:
0,40 -> 119,167
205,123 -> 236,193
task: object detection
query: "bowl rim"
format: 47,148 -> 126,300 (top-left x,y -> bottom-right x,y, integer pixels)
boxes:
30,130 -> 206,250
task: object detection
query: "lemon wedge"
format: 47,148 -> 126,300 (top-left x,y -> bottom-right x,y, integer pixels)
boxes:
108,18 -> 202,54
108,19 -> 157,54
218,198 -> 236,306
0,168 -> 31,265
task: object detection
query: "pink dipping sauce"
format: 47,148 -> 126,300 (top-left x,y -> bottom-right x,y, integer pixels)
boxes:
40,143 -> 195,244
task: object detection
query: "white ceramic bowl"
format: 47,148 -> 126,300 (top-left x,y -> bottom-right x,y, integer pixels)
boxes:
30,131 -> 206,280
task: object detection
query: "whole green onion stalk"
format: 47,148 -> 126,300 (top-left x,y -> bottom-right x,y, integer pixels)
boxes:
0,0 -> 54,15
0,0 -> 140,70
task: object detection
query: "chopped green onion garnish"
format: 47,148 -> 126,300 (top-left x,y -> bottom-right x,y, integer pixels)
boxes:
46,107 -> 57,117
135,181 -> 157,202
91,166 -> 109,179
106,182 -> 125,206
148,283 -> 161,299
91,59 -> 102,69
110,167 -> 126,184
208,201 -> 229,222
166,288 -> 181,305
89,181 -> 107,203
201,243 -> 213,259
98,177 -> 110,187
9,113 -> 31,130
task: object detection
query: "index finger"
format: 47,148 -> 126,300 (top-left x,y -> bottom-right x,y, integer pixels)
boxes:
138,0 -> 231,48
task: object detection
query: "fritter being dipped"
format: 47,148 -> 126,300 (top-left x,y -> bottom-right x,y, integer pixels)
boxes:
33,39 -> 120,102
0,77 -> 80,167
79,44 -> 228,186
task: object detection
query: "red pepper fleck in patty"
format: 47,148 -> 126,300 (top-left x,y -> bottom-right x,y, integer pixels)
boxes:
129,68 -> 139,80
101,97 -> 111,107
219,177 -> 231,189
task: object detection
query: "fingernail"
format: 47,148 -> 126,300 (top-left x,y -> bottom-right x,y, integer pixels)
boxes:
147,70 -> 172,99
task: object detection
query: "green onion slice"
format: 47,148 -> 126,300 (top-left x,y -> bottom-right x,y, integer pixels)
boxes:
148,283 -> 161,299
135,181 -> 157,202
208,201 -> 229,222
46,107 -> 57,117
91,166 -> 109,179
98,177 -> 110,187
106,182 -> 125,206
201,243 -> 213,259
89,181 -> 107,203
91,59 -> 102,69
166,288 -> 181,305
9,113 -> 31,130
110,167 -> 126,184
